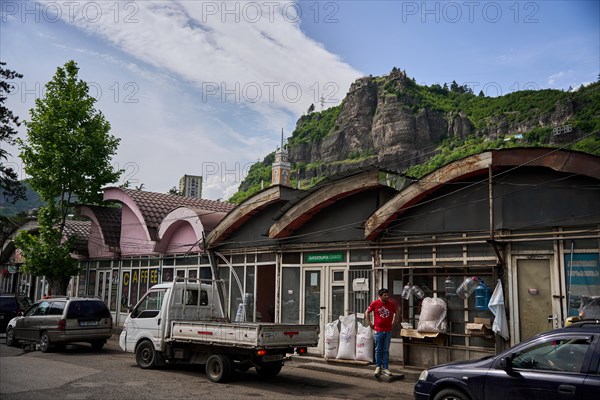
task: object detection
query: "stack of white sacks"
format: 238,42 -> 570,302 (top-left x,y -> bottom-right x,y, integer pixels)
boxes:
324,314 -> 374,362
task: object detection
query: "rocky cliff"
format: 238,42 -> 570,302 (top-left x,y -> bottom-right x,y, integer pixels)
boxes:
288,68 -> 581,179
231,69 -> 598,203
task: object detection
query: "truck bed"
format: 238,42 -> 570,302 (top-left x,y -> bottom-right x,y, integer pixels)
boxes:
169,321 -> 319,349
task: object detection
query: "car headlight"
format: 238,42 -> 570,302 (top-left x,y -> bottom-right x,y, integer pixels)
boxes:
418,369 -> 428,381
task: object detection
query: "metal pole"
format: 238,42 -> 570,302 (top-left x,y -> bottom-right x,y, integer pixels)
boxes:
567,241 -> 574,317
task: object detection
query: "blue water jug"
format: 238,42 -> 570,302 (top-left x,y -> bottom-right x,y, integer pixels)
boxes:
475,281 -> 491,310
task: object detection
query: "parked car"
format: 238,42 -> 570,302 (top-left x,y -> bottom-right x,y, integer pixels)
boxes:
5,297 -> 113,352
414,320 -> 600,400
0,294 -> 32,333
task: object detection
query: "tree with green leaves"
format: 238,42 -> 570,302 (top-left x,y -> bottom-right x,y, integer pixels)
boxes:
15,60 -> 122,295
0,61 -> 26,204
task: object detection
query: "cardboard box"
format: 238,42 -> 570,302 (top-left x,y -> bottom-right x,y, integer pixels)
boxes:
465,317 -> 492,336
401,328 -> 440,339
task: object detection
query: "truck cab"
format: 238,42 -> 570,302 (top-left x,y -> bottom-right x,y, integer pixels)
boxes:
119,280 -> 224,353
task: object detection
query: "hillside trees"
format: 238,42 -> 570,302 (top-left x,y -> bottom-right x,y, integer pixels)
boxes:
15,60 -> 122,295
0,61 -> 26,204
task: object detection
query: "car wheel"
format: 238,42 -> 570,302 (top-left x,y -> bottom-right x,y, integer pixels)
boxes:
135,340 -> 157,369
255,361 -> 283,378
6,328 -> 18,347
206,354 -> 233,383
91,341 -> 104,351
39,331 -> 51,353
433,388 -> 471,400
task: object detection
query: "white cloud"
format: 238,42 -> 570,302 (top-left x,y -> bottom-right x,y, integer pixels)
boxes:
547,70 -> 575,87
17,1 -> 361,200
57,1 -> 359,115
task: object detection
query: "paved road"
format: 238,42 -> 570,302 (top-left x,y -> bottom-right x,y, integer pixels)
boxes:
0,335 -> 416,400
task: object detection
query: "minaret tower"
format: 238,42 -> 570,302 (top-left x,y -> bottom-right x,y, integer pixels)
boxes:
271,129 -> 291,187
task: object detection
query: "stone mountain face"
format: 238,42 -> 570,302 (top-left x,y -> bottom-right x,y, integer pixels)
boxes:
288,69 -> 577,179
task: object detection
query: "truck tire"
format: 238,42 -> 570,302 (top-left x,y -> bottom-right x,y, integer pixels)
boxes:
256,361 -> 283,378
136,340 -> 158,369
206,354 -> 233,383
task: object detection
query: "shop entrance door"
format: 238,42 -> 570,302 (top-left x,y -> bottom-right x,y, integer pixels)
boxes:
330,268 -> 347,322
516,258 -> 554,341
302,267 -> 353,355
303,269 -> 324,354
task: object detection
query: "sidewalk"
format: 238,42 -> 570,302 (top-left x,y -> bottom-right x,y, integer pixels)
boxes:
290,354 -> 423,382
106,334 -> 422,382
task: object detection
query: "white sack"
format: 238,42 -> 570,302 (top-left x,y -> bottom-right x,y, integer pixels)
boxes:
336,314 -> 356,360
355,323 -> 374,362
489,279 -> 509,340
417,297 -> 447,333
324,321 -> 340,359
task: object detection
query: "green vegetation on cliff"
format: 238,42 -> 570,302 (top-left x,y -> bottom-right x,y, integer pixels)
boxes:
288,105 -> 342,146
229,71 -> 599,204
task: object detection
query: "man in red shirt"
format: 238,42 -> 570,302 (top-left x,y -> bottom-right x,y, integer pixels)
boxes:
365,288 -> 398,377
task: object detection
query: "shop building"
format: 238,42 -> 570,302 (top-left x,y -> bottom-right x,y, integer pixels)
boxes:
1,148 -> 598,367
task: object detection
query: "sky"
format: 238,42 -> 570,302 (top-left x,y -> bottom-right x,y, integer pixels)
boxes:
1,0 -> 598,201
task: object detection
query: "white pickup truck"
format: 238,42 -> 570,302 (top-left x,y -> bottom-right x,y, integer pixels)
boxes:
119,278 -> 319,382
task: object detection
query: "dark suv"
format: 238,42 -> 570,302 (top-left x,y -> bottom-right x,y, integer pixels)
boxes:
414,320 -> 600,400
6,297 -> 113,351
0,294 -> 32,333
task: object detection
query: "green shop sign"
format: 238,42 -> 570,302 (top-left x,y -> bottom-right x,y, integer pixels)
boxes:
305,252 -> 345,263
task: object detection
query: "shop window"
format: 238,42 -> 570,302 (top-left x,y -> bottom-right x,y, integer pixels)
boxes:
564,253 -> 600,317
283,252 -> 300,264
163,257 -> 175,266
110,270 -> 118,311
257,253 -> 276,262
162,268 -> 174,282
281,267 -> 300,323
350,249 -> 371,262
176,255 -> 199,265
199,267 -> 211,280
389,266 -> 496,351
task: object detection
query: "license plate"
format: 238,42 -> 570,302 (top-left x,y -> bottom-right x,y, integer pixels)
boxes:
262,354 -> 284,362
79,320 -> 99,327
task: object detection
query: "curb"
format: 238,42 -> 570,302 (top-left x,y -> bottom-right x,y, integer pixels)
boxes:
107,334 -> 423,382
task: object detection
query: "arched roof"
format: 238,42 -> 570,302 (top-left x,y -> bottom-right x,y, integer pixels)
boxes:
157,206 -> 227,253
268,168 -> 407,239
364,148 -> 600,240
207,185 -> 299,246
77,205 -> 121,249
103,187 -> 235,241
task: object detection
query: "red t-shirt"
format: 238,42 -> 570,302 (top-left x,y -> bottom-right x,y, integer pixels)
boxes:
367,299 -> 397,332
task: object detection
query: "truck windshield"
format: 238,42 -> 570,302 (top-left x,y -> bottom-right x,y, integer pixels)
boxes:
135,289 -> 166,315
